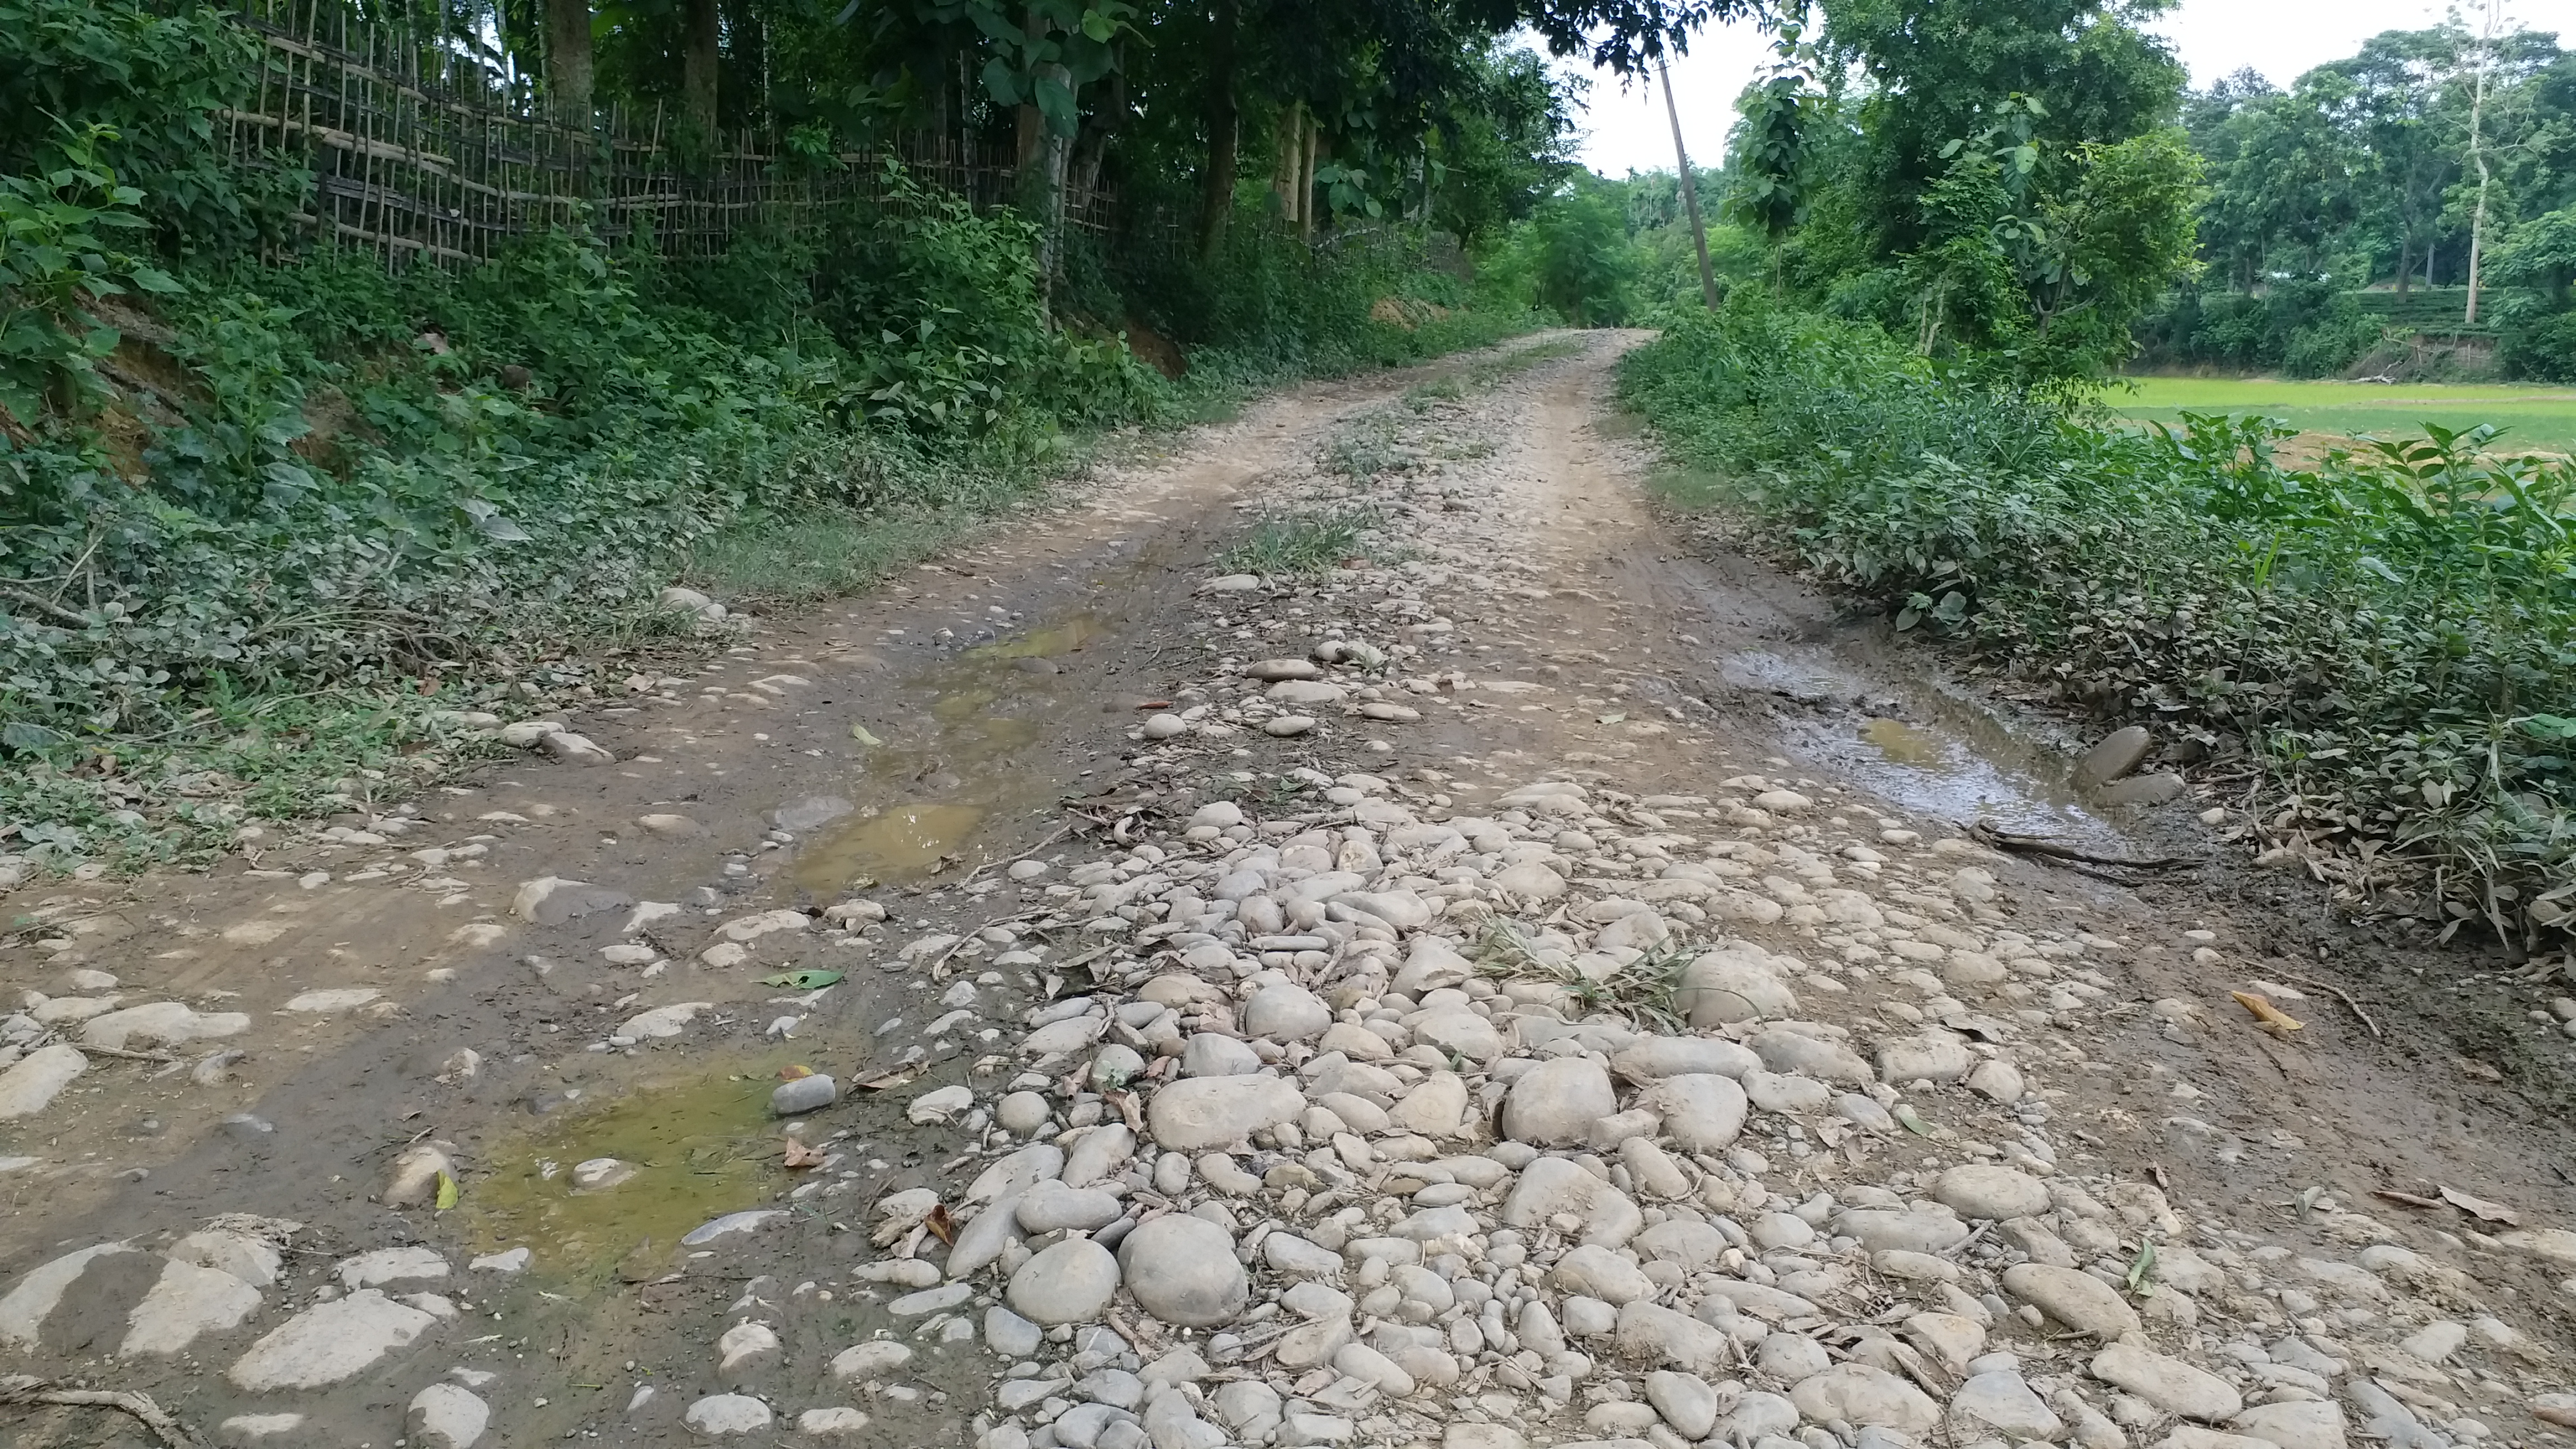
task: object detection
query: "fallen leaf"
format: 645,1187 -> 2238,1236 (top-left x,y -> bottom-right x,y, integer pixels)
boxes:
778,1063 -> 815,1081
1893,1104 -> 1933,1137
2232,991 -> 2304,1032
782,1139 -> 824,1169
2439,1186 -> 2520,1225
924,1204 -> 958,1246
850,724 -> 883,746
434,1171 -> 460,1211
859,1066 -> 921,1091
2125,1239 -> 2158,1296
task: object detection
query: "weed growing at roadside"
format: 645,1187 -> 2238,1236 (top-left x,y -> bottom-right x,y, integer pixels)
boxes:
1473,919 -> 1696,1031
1215,506 -> 1383,577
1621,296 -> 2576,946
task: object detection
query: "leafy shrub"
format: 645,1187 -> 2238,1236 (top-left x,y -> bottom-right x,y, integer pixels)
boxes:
0,0 -> 306,253
2501,312 -> 2576,383
1622,297 -> 2576,944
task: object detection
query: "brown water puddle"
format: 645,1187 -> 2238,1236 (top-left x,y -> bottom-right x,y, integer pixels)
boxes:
459,1054 -> 797,1284
793,613 -> 1104,891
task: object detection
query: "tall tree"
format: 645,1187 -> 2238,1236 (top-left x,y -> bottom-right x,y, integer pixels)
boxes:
1816,0 -> 2187,260
545,0 -> 594,124
682,0 -> 720,135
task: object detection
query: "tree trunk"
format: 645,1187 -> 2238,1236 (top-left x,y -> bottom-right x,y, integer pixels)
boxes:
1300,126 -> 1320,239
681,0 -> 719,137
1658,54 -> 1719,311
2395,232 -> 2413,295
1273,100 -> 1305,222
544,0 -> 592,125
1196,0 -> 1239,264
2465,0 -> 2498,325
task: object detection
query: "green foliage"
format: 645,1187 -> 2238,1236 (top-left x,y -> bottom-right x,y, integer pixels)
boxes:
2134,278 -> 2386,376
0,125 -> 181,424
0,0 -> 304,253
2502,311 -> 2576,383
1622,297 -> 2576,943
1814,0 -> 2189,261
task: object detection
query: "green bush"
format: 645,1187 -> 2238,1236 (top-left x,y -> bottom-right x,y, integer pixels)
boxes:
1622,297 -> 2576,944
2501,312 -> 2576,383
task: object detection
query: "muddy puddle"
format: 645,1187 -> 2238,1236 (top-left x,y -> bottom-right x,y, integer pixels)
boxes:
794,613 -> 1106,892
1718,641 -> 2132,851
460,1053 -> 798,1284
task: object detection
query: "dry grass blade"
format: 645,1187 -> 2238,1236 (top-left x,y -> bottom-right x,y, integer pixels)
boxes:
1471,920 -> 1696,1032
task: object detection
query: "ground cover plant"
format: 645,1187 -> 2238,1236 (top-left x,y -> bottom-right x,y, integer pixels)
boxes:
1621,297 -> 2576,946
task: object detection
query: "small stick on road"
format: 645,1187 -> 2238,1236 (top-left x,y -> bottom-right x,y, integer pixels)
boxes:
2279,973 -> 2383,1039
0,1375 -> 205,1448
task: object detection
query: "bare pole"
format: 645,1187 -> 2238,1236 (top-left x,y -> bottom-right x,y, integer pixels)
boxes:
2464,0 -> 2499,325
1658,51 -> 1720,311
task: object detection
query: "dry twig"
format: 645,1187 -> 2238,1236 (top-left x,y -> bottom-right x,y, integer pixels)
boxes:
0,1375 -> 205,1448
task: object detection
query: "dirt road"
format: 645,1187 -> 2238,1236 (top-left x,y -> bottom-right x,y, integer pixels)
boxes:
5,334 -> 2573,1449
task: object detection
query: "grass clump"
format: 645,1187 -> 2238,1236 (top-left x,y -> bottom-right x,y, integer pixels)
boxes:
1215,505 -> 1383,577
1621,296 -> 2576,949
1473,919 -> 1696,1031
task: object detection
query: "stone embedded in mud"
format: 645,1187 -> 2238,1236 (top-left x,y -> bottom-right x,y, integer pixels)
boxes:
1266,679 -> 1346,706
410,1382 -> 491,1449
681,1210 -> 787,1246
1877,1030 -> 1974,1084
1244,658 -> 1323,681
1640,1073 -> 1748,1154
1006,1238 -> 1120,1324
1202,574 -> 1262,592
682,1394 -> 773,1436
1118,1213 -> 1249,1327
1491,863 -> 1567,901
1143,713 -> 1189,740
2091,1342 -> 2243,1421
770,794 -> 855,831
382,1142 -> 457,1207
2099,773 -> 2186,807
1263,715 -> 1317,737
771,1073 -> 839,1116
1677,947 -> 1798,1026
2003,1263 -> 2143,1339
511,877 -> 633,926
121,1258 -> 263,1356
1612,1035 -> 1760,1081
543,730 -> 614,764
1241,983 -> 1332,1040
1934,1164 -> 2051,1220
0,1043 -> 87,1120
78,1002 -> 250,1053
1792,1362 -> 1942,1433
572,1157 -> 638,1190
228,1290 -> 439,1391
636,812 -> 705,838
621,1001 -> 713,1040
1500,1057 -> 1616,1145
1146,1074 -> 1304,1150
2077,725 -> 2154,785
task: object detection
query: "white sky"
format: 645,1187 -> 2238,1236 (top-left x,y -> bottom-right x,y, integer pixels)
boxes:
1570,1 -> 2569,177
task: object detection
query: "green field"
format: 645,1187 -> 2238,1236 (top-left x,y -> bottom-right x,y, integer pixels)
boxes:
2108,376 -> 2576,453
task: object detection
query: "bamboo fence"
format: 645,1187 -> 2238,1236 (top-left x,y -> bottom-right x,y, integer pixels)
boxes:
217,0 -> 1126,269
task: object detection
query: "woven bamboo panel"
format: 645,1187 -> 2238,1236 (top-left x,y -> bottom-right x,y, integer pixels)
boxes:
218,0 -> 1130,268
